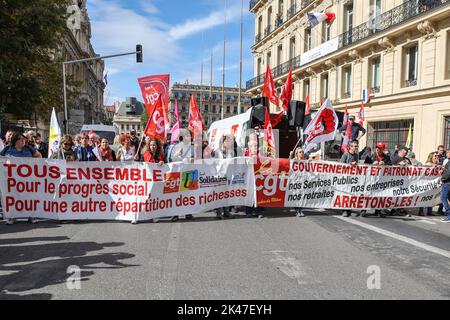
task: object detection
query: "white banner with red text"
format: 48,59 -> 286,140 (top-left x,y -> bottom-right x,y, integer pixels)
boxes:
0,157 -> 254,221
255,159 -> 443,210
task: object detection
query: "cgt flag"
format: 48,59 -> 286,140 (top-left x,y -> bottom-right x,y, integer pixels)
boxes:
280,68 -> 293,112
138,74 -> 170,132
303,99 -> 338,154
144,94 -> 166,144
171,99 -> 181,144
188,95 -> 204,140
262,65 -> 279,109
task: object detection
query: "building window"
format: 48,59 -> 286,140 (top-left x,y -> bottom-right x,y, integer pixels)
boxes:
226,106 -> 230,114
446,31 -> 450,79
289,37 -> 296,60
241,107 -> 244,113
303,79 -> 310,100
444,117 -> 450,150
121,125 -> 124,131
213,105 -> 217,113
126,125 -> 130,131
205,105 -> 209,112
322,23 -> 331,43
304,28 -> 312,52
370,56 -> 381,93
257,58 -> 262,75
344,3 -> 353,44
266,51 -> 272,67
342,66 -> 352,98
277,44 -> 283,66
404,44 -> 418,87
369,0 -> 382,32
213,94 -> 217,100
234,106 -> 238,113
366,119 -> 414,152
321,73 -> 329,99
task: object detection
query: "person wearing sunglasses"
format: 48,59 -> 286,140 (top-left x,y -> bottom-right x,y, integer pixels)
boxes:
52,135 -> 77,161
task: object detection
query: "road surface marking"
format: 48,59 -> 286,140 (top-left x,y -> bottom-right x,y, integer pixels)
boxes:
417,220 -> 436,225
159,223 -> 181,299
335,216 -> 450,259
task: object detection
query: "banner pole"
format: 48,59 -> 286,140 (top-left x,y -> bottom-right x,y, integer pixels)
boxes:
135,134 -> 146,160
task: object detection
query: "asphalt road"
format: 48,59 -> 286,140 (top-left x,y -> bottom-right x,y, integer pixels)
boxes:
0,208 -> 449,300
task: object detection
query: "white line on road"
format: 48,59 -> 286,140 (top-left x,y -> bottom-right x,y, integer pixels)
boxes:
417,220 -> 436,225
159,223 -> 181,300
335,216 -> 450,259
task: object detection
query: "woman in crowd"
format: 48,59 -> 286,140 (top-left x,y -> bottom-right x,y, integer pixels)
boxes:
419,152 -> 440,216
53,135 -> 77,161
116,134 -> 135,162
143,138 -> 164,165
214,135 -> 237,220
111,135 -> 121,155
1,132 -> 41,225
290,147 -> 307,217
98,138 -> 116,162
74,134 -> 97,161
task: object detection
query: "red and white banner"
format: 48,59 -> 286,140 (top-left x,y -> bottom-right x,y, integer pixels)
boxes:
0,157 -> 255,221
256,159 -> 442,210
138,74 -> 170,131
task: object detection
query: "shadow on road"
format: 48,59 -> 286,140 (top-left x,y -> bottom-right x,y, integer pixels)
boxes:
0,236 -> 138,300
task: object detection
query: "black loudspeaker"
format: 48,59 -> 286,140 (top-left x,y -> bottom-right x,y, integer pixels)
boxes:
250,97 -> 267,128
288,100 -> 306,128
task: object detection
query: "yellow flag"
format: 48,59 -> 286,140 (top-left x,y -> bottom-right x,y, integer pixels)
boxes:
405,123 -> 412,149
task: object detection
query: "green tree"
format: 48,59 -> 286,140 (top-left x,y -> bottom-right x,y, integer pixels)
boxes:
0,0 -> 79,124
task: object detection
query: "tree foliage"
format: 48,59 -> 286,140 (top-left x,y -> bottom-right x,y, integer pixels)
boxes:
0,0 -> 79,123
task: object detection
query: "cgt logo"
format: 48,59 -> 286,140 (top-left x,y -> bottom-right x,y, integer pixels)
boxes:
164,172 -> 181,194
180,170 -> 199,191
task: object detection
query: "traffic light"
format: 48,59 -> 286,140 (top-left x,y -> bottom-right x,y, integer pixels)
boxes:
136,44 -> 143,63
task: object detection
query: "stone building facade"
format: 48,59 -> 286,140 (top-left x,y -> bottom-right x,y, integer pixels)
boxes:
247,0 -> 450,162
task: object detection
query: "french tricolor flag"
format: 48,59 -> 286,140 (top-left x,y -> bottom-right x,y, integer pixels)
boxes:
362,88 -> 371,104
307,12 -> 336,28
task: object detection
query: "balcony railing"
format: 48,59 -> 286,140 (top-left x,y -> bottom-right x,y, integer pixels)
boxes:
287,3 -> 297,20
343,92 -> 352,99
405,79 -> 417,87
264,25 -> 272,37
372,86 -> 381,93
255,34 -> 262,43
275,16 -> 284,28
301,0 -> 314,9
249,0 -> 258,11
247,0 -> 449,90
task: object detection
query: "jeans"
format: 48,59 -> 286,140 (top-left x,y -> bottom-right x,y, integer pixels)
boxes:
440,183 -> 450,214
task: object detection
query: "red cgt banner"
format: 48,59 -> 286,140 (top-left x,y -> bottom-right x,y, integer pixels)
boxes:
138,74 -> 170,131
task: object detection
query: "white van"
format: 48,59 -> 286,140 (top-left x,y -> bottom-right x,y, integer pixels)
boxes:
80,125 -> 118,144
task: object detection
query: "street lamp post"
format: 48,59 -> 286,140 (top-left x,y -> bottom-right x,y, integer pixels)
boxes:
62,45 -> 143,135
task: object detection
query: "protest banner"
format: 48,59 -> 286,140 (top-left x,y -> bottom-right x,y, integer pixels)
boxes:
256,159 -> 443,210
0,157 -> 254,221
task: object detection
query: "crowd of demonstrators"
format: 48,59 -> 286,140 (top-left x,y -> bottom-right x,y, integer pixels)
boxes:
2,125 -> 450,225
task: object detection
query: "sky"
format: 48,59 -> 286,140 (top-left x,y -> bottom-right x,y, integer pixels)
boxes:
87,0 -> 255,105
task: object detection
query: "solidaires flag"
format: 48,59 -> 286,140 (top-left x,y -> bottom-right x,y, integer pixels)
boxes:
48,108 -> 61,158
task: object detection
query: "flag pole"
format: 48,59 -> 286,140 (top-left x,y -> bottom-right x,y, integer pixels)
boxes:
221,0 -> 227,120
238,0 -> 243,115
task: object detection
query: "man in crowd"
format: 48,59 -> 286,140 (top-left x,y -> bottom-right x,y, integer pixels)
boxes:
440,159 -> 450,223
437,145 -> 446,165
338,115 -> 366,142
340,141 -> 359,217
391,146 -> 411,166
32,132 -> 48,158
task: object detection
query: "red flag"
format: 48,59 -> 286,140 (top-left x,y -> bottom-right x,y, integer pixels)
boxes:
341,120 -> 352,153
262,65 -> 279,107
188,95 -> 204,140
264,111 -> 284,129
343,104 -> 349,126
280,68 -> 292,112
305,95 -> 311,115
263,107 -> 276,158
144,95 -> 166,143
138,74 -> 170,132
358,101 -> 365,126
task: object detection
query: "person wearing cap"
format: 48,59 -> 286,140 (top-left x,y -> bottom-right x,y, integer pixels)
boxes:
372,142 -> 391,165
390,146 -> 411,166
338,115 -> 366,142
